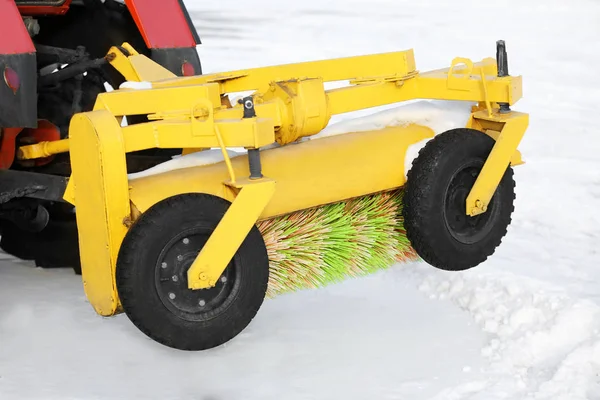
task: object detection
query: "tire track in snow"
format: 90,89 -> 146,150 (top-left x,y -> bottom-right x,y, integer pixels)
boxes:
408,267 -> 600,399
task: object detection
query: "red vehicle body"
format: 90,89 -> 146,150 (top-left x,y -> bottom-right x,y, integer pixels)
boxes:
0,0 -> 203,270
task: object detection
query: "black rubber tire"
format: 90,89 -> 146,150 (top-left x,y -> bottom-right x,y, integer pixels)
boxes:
0,205 -> 82,274
116,193 -> 269,351
403,128 -> 515,271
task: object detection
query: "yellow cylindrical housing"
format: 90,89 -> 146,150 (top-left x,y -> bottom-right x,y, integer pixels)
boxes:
128,124 -> 434,220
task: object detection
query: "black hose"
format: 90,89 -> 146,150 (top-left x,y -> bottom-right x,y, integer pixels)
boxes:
38,57 -> 108,87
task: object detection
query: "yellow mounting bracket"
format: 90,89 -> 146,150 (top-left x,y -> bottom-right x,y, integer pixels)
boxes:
187,178 -> 276,289
465,110 -> 529,216
106,43 -> 176,82
447,57 -> 474,91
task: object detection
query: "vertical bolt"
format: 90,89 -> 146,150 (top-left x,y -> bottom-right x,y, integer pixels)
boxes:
496,40 -> 511,114
496,40 -> 509,77
248,148 -> 263,180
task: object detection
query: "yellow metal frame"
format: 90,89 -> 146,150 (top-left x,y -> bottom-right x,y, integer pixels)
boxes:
188,179 -> 276,288
466,110 -> 528,215
21,44 -> 527,315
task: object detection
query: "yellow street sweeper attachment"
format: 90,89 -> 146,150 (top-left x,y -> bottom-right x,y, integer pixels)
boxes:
19,40 -> 528,351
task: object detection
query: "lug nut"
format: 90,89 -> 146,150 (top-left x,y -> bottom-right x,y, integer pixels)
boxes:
161,262 -> 168,269
183,238 -> 189,245
169,292 -> 176,300
199,299 -> 206,307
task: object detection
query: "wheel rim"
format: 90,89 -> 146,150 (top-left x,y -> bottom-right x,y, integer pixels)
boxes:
443,161 -> 500,245
154,227 -> 240,322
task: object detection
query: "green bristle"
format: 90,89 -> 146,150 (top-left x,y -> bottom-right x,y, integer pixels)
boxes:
258,189 -> 420,298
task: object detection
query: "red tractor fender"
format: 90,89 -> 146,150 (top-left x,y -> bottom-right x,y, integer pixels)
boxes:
0,0 -> 35,54
125,0 -> 200,49
0,0 -> 37,129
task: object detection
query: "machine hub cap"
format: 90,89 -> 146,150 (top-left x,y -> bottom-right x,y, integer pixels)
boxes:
154,229 -> 238,321
443,162 -> 500,245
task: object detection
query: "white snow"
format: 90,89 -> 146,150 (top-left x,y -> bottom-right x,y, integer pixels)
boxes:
2,0 -> 600,399
127,148 -> 243,180
118,81 -> 152,90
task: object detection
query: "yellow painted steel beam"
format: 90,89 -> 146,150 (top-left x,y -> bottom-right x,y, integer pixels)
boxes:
465,110 -> 529,216
151,50 -> 417,94
326,74 -> 521,116
187,179 -> 276,289
415,74 -> 522,105
120,117 -> 276,152
68,110 -> 130,316
93,84 -> 221,116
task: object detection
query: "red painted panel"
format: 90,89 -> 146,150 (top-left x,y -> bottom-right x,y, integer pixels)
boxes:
17,2 -> 72,16
0,0 -> 35,54
20,120 -> 62,166
0,128 -> 23,169
125,0 -> 196,49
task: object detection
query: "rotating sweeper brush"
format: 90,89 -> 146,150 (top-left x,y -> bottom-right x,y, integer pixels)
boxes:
17,40 -> 528,351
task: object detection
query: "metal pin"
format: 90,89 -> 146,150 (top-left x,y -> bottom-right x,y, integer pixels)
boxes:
496,40 -> 511,114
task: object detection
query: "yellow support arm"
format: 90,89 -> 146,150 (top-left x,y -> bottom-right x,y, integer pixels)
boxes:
105,44 -> 176,82
187,179 -> 276,289
466,110 -> 529,216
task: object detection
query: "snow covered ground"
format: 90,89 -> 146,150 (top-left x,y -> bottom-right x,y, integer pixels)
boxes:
2,0 -> 600,399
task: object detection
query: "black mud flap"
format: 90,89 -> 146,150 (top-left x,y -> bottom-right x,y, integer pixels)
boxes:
0,52 -> 37,128
151,47 -> 203,77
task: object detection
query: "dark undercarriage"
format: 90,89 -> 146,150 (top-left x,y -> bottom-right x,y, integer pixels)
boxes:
0,0 -> 202,272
